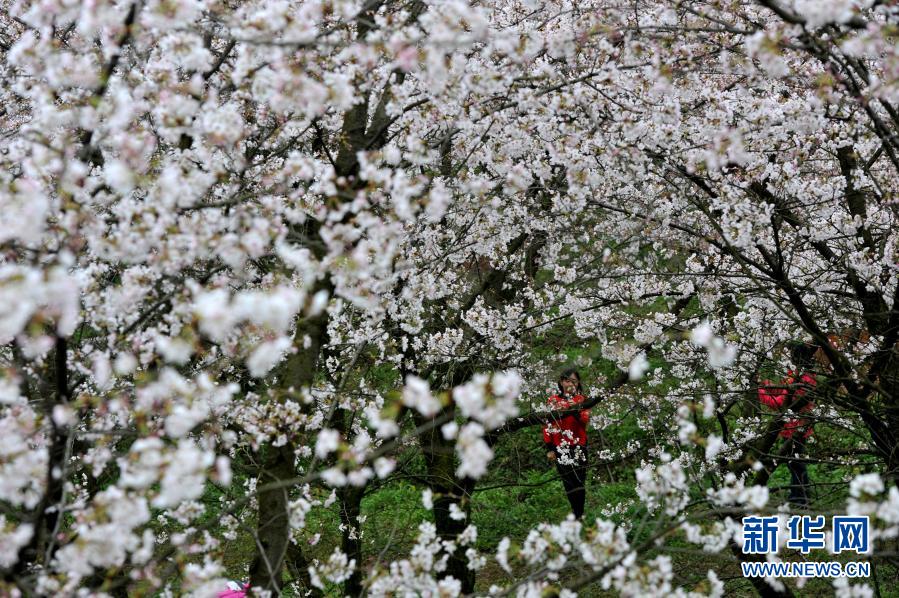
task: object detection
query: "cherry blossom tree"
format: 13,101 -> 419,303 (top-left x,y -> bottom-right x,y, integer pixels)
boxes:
1,0 -> 898,596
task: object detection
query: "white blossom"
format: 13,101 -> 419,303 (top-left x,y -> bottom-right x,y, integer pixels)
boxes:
628,352 -> 650,381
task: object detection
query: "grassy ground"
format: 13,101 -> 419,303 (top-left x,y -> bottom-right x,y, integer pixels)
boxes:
207,434 -> 897,597
201,335 -> 897,595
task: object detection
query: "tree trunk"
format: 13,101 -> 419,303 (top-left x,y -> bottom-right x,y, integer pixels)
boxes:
249,444 -> 296,594
415,407 -> 476,593
339,486 -> 365,596
249,301 -> 329,593
12,338 -> 70,577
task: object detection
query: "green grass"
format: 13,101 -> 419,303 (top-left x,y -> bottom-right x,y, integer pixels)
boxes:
166,315 -> 899,596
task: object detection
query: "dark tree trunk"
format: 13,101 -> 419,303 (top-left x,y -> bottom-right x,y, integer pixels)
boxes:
249,444 -> 296,593
339,486 -> 365,596
415,407 -> 477,594
249,300 -> 329,593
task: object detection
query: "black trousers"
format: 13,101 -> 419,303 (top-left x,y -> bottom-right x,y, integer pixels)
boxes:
787,437 -> 811,507
551,445 -> 588,519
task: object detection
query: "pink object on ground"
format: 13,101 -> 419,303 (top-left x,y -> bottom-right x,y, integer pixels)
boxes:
218,581 -> 249,597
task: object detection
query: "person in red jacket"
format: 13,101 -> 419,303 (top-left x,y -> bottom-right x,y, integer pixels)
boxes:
543,368 -> 590,519
758,342 -> 818,507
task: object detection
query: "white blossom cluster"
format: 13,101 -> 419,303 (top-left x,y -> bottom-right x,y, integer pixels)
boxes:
0,0 -> 898,594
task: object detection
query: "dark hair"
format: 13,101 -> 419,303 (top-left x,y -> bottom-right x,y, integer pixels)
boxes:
558,368 -> 583,395
788,341 -> 818,369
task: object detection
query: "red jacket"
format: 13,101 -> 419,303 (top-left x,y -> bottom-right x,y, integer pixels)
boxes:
758,371 -> 816,439
543,393 -> 590,447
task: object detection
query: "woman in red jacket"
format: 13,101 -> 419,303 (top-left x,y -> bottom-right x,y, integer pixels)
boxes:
543,368 -> 590,519
758,342 -> 818,506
